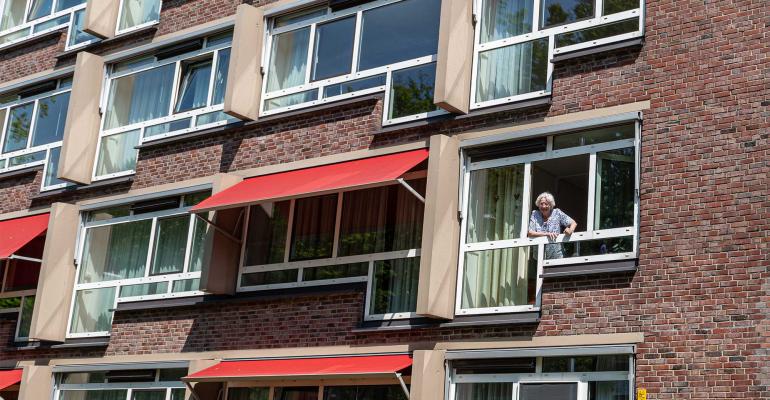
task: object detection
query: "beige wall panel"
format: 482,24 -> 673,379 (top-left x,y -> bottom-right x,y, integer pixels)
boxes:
187,360 -> 221,400
59,52 -> 105,185
200,174 -> 244,295
18,365 -> 52,400
410,350 -> 446,400
83,0 -> 120,39
224,4 -> 265,121
417,135 -> 461,319
433,0 -> 474,114
28,203 -> 80,342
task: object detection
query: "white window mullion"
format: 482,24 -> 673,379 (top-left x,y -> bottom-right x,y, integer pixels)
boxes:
586,153 -> 597,231
520,162 -> 532,238
304,24 -> 317,84
25,99 -> 40,149
532,0 -> 541,33
236,206 -> 252,289
181,214 -> 196,273
595,0 -> 605,18
284,199 -> 296,263
331,192 -> 343,258
168,60 -> 183,116
206,50 -> 219,107
143,218 -> 159,278
363,259 -> 375,318
350,10 -> 363,73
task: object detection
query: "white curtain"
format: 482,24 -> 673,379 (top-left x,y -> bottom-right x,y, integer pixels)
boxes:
70,287 -> 115,334
476,40 -> 540,102
95,129 -> 140,176
175,60 -> 212,112
467,165 -> 525,243
119,0 -> 160,30
267,27 -> 310,91
105,64 -> 174,129
480,0 -> 533,43
150,216 -> 189,275
79,219 -> 151,283
27,0 -> 53,21
462,247 -> 530,309
0,0 -> 26,30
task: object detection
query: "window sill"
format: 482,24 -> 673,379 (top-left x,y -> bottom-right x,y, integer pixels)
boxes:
0,165 -> 42,181
550,37 -> 644,63
55,26 -> 158,60
354,311 -> 540,332
0,27 -> 64,53
30,175 -> 133,200
14,336 -> 110,349
541,258 -> 638,278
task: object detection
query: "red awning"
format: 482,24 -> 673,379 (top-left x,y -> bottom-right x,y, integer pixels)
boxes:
184,355 -> 413,382
0,213 -> 49,259
0,369 -> 22,391
192,149 -> 428,212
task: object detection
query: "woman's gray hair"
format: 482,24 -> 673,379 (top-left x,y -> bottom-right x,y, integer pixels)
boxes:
535,192 -> 556,207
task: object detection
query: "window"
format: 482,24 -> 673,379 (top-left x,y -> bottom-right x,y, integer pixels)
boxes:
0,77 -> 72,191
450,354 -> 633,400
239,178 -> 426,320
55,368 -> 187,400
458,123 -> 638,315
117,0 -> 161,34
65,7 -> 98,50
95,33 -> 238,180
471,0 -> 643,109
68,191 -> 210,337
0,238 -> 43,342
262,0 -> 443,125
227,384 -> 407,400
0,0 -> 86,49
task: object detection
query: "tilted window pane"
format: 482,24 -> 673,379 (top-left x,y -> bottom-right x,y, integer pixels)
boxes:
8,150 -> 45,167
241,270 -> 298,286
119,0 -> 161,31
541,0 -> 594,28
388,63 -> 438,120
274,6 -> 326,28
132,389 -> 167,400
290,194 -> 337,261
196,110 -> 237,126
480,0 -> 534,43
27,0 -> 53,22
95,129 -> 140,176
265,90 -> 318,111
461,246 -> 537,309
2,102 -> 34,154
267,27 -> 311,91
603,0 -> 637,14
119,282 -> 168,298
453,358 -> 536,374
31,91 -> 69,146
175,58 -> 213,113
357,0 -> 441,71
560,236 -> 633,259
0,0 -> 26,31
456,383 -> 512,400
476,38 -> 548,102
589,381 -> 629,400
595,147 -> 635,229
302,263 -> 368,281
211,48 -> 231,105
57,0 -> 86,11
44,147 -> 64,187
467,165 -> 526,243
552,124 -> 634,149
555,19 -> 639,47
104,64 -> 175,129
519,383 -> 578,400
311,16 -> 355,81
171,278 -> 199,293
150,215 -> 190,275
187,217 -> 208,272
79,220 -> 152,283
158,368 -> 187,381
145,118 -> 191,138
228,387 -> 269,400
323,74 -> 386,98
5,258 -> 40,291
33,14 -> 68,32
69,287 -> 116,334
244,202 -> 290,266
0,29 -> 28,45
60,390 -> 128,400
16,295 -> 35,338
370,257 -> 419,315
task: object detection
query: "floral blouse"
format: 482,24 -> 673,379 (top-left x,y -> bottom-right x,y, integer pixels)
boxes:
529,208 -> 575,234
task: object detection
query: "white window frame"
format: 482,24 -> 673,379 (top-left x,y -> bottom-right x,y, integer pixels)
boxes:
470,0 -> 644,110
115,0 -> 163,36
55,369 -> 185,400
0,79 -> 73,192
64,6 -> 99,51
93,35 -> 237,182
0,256 -> 40,342
260,0 -> 447,125
67,197 -> 207,339
0,0 -> 88,51
456,122 -> 641,315
236,177 -> 426,321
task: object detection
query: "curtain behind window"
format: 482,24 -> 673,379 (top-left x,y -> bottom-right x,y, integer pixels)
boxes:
475,38 -> 547,102
150,215 -> 189,275
175,60 -> 212,112
79,220 -> 151,283
480,0 -> 533,43
467,165 -> 525,242
119,0 -> 161,30
462,247 -> 532,309
70,287 -> 116,334
27,0 -> 53,21
95,129 -> 140,176
267,27 -> 310,91
0,0 -> 26,30
105,64 -> 174,130
456,383 -> 512,400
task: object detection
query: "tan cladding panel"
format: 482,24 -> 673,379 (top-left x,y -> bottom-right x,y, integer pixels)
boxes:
433,0 -> 474,114
18,365 -> 53,400
410,350 -> 446,400
200,174 -> 244,295
59,52 -> 105,185
83,0 -> 120,39
417,134 -> 461,319
224,4 -> 265,121
28,203 -> 80,342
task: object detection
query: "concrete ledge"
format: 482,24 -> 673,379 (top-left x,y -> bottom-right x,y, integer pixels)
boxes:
355,312 -> 540,332
0,165 -> 42,181
30,176 -> 133,199
542,259 -> 638,278
551,38 -> 644,63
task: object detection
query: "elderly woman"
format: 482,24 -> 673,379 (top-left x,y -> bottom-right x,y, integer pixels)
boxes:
528,192 -> 577,259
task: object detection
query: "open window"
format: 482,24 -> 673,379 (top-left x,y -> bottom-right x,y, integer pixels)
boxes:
116,0 -> 161,35
458,123 -> 639,315
65,6 -> 98,50
0,0 -> 87,49
54,367 -> 187,400
262,0 -> 444,125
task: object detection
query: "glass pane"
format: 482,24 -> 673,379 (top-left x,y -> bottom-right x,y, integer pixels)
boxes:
170,389 -> 187,400
175,58 -> 213,112
453,358 -> 536,374
461,246 -> 537,309
370,257 -> 419,315
119,0 -> 161,30
476,38 -> 548,102
212,48 -> 231,105
44,146 -> 66,187
541,355 -> 631,372
244,202 -> 290,266
5,258 -> 40,291
338,180 -> 425,256
467,165 -> 526,243
187,217 -> 208,272
171,278 -> 200,292
206,31 -> 232,47
118,281 -> 168,297
144,118 -> 191,138
357,0 -> 441,71
388,63 -> 438,120
541,0 -> 594,28
323,74 -> 386,98
265,90 -> 318,111
228,387 -> 269,400
603,0 -> 637,14
27,0 -> 53,22
555,19 -> 639,47
79,220 -> 152,284
267,27 -> 310,91
0,29 -> 28,46
104,64 -> 175,129
325,385 -> 407,400
31,92 -> 70,146
8,150 -> 45,167
3,102 -> 34,154
274,387 -> 318,400
519,383 -> 578,400
57,0 -> 86,11
132,390 -> 167,400
150,215 -> 190,275
456,383 -> 512,400
302,263 -> 368,281
480,0 -> 534,42
69,287 -> 116,334
60,372 -> 107,384
0,0 -> 27,30
552,124 -> 634,149
241,270 -> 298,286
274,6 -> 326,28
88,206 -> 131,222
311,16 -> 355,81
0,297 -> 21,309
589,381 -> 629,400
16,295 -> 35,338
196,110 -> 238,126
290,194 -> 337,261
560,236 -> 633,258
95,129 -> 140,176
32,14 -> 68,32
60,390 -> 128,400
595,147 -> 635,229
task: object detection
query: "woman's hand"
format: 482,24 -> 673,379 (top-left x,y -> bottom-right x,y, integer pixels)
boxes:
564,227 -> 574,235
546,232 -> 559,240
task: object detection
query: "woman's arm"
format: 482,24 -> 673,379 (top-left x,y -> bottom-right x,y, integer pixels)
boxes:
528,229 -> 558,240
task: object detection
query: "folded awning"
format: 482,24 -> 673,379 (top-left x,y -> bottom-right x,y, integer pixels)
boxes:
0,213 -> 49,259
0,369 -> 22,391
184,354 -> 413,382
191,149 -> 428,213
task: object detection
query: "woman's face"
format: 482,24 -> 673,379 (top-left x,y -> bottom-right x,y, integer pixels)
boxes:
538,198 -> 552,215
